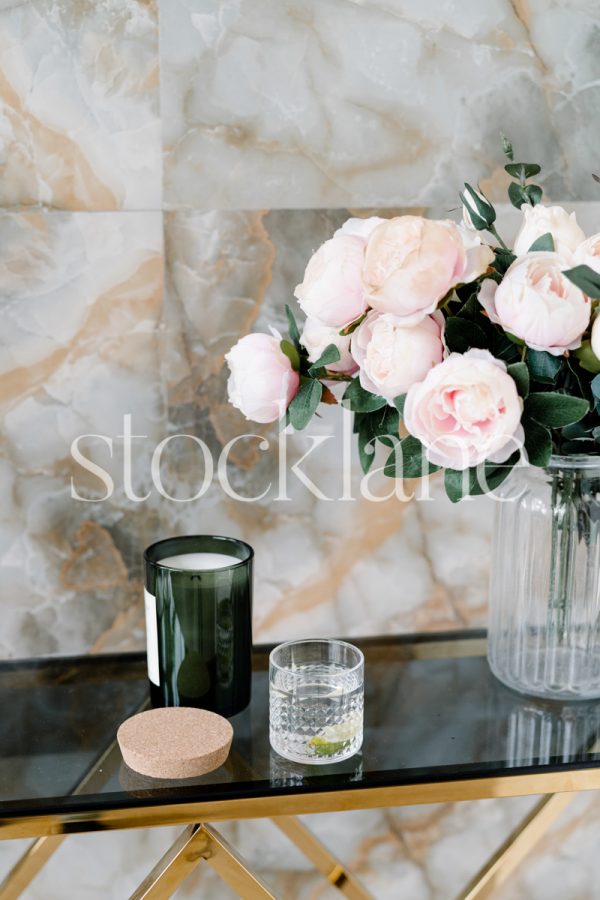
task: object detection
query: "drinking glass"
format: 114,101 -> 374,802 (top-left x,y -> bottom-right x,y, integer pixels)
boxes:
269,639 -> 364,764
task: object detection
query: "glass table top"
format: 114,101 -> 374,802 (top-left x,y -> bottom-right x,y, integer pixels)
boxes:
2,631 -> 600,824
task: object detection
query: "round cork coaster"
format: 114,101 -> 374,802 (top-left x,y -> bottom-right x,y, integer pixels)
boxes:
117,707 -> 233,779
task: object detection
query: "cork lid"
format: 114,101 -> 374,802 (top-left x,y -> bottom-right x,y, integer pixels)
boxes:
117,707 -> 233,779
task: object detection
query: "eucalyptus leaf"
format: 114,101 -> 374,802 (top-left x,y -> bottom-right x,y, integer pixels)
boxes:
280,339 -> 300,371
394,394 -> 406,416
492,249 -> 517,275
288,379 -> 322,430
592,374 -> 600,411
563,265 -> 600,299
444,456 -> 519,503
507,361 -> 530,398
508,181 -> 528,209
444,317 -> 488,353
505,163 -> 541,180
574,340 -> 600,375
523,417 -> 552,467
444,451 -> 520,503
525,392 -> 589,428
308,343 -> 340,375
528,232 -> 554,252
525,184 -> 543,206
526,350 -> 563,384
383,436 -> 439,479
501,134 -> 514,161
285,303 -> 301,349
342,379 -> 387,413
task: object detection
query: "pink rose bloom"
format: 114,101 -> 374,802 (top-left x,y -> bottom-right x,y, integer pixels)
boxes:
576,232 -> 600,275
301,317 -> 358,374
479,252 -> 591,355
513,205 -> 586,260
404,349 -> 523,471
592,316 -> 600,361
294,234 -> 368,328
352,311 -> 444,404
334,216 -> 386,241
225,332 -> 299,423
363,216 -> 467,324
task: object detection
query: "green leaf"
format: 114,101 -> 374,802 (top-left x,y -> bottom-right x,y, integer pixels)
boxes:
280,339 -> 300,371
490,328 -> 521,363
288,379 -> 322,430
339,312 -> 367,337
563,265 -> 600,299
394,394 -> 406,416
501,133 -> 514,161
526,349 -> 563,384
285,304 -> 301,349
461,183 -> 496,228
525,184 -> 543,206
525,392 -> 589,428
562,420 -> 594,441
523,417 -> 552,467
356,407 -> 401,474
444,317 -> 488,353
492,248 -> 517,276
342,379 -> 387,413
574,340 -> 600,374
308,343 -> 340,375
592,374 -> 600,411
528,232 -> 555,253
357,425 -> 377,474
507,361 -> 530,398
444,452 -> 520,503
504,163 -> 542,180
508,181 -> 528,209
383,436 -> 440,479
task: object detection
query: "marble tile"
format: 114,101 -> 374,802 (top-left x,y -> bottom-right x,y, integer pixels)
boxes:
161,0 -> 600,210
0,210 -> 164,656
0,0 -> 161,209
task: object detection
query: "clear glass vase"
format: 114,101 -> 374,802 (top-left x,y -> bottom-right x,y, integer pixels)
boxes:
488,456 -> 600,700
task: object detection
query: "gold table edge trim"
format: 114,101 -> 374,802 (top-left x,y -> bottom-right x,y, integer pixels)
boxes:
2,768 -> 599,841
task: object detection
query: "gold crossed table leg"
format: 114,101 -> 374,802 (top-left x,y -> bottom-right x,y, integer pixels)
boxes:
273,815 -> 372,899
458,793 -> 574,900
129,823 -> 276,900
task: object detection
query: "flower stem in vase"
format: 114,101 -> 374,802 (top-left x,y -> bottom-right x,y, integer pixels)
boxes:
548,468 -> 577,648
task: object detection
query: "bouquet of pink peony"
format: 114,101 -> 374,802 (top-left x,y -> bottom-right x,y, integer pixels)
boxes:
226,139 -> 600,501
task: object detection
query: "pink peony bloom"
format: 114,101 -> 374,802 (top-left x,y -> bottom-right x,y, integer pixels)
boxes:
294,234 -> 368,328
404,349 -> 523,470
479,252 -> 591,356
225,332 -> 299,423
351,311 -> 444,404
362,216 -> 468,324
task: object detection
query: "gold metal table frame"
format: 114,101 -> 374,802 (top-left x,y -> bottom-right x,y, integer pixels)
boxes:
1,634 -> 599,900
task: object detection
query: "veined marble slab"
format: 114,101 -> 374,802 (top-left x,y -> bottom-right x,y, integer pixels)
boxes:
0,0 -> 161,209
161,0 -> 600,210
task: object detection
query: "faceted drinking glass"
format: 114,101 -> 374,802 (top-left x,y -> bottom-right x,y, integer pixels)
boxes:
269,639 -> 364,764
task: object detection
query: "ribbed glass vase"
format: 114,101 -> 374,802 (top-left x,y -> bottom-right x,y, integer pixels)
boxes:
487,456 -> 600,700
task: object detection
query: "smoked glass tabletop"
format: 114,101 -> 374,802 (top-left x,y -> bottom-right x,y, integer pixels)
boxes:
2,630 -> 600,824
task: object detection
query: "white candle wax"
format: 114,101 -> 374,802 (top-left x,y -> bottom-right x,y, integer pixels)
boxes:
158,552 -> 240,571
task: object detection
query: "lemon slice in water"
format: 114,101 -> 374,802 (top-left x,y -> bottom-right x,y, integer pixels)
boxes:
307,716 -> 361,757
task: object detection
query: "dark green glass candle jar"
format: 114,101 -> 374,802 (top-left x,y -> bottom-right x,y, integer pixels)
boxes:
143,535 -> 253,717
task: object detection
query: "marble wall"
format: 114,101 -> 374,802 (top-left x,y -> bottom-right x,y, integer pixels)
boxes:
1,1 -> 600,897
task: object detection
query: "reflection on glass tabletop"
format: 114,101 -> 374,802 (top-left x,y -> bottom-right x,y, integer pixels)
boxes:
2,630 -> 600,835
